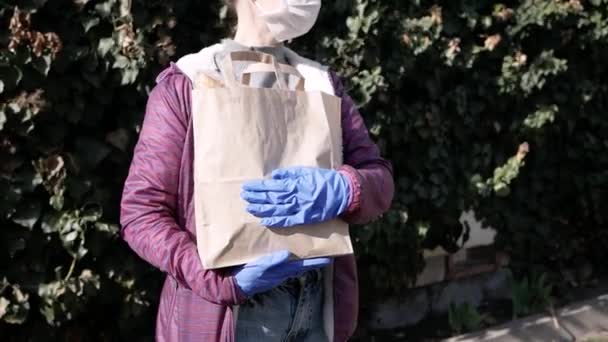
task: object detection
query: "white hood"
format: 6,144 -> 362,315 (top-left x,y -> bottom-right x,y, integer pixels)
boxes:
175,43 -> 335,96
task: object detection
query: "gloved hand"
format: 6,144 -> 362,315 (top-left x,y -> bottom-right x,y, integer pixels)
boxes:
233,250 -> 331,297
241,167 -> 351,228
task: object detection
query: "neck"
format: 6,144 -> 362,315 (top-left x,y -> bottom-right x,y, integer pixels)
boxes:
234,26 -> 279,47
233,4 -> 280,47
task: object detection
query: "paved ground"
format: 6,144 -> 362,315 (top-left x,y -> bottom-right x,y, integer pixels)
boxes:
445,294 -> 608,342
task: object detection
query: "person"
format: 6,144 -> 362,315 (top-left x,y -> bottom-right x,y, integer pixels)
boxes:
119,0 -> 394,341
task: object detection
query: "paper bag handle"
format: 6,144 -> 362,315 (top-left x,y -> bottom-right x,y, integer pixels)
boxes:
241,62 -> 306,91
221,51 -> 288,90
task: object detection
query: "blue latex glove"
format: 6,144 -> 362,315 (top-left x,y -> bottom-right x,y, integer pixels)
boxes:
234,250 -> 331,297
241,167 -> 351,228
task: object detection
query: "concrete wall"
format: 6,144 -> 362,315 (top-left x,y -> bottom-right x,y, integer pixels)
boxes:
369,268 -> 512,330
369,210 -> 503,331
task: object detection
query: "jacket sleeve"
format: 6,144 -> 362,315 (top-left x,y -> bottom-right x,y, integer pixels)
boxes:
120,70 -> 245,306
332,72 -> 395,224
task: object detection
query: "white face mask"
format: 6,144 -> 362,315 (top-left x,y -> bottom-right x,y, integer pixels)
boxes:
253,0 -> 322,42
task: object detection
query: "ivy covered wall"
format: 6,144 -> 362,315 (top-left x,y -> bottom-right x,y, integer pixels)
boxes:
1,0 -> 607,339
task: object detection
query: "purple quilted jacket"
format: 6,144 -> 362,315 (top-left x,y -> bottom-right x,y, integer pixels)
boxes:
120,62 -> 394,342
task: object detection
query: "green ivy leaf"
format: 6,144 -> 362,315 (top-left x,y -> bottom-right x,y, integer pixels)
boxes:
120,67 -> 139,85
0,109 -> 6,131
524,105 -> 558,129
0,66 -> 24,93
112,55 -> 130,69
11,200 -> 42,230
494,183 -> 511,197
94,1 -> 114,17
32,55 -> 53,76
97,38 -> 115,57
41,213 -> 60,234
82,17 -> 101,33
64,231 -> 79,243
0,279 -> 30,325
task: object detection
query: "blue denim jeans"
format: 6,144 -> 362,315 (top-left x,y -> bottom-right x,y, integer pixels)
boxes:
236,270 -> 328,342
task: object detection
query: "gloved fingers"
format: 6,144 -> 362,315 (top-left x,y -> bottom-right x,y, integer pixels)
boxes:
246,202 -> 299,218
247,250 -> 291,268
260,215 -> 303,228
270,257 -> 331,278
267,250 -> 291,267
289,257 -> 332,269
268,266 -> 306,280
271,167 -> 309,179
241,189 -> 295,205
269,261 -> 325,280
242,179 -> 291,192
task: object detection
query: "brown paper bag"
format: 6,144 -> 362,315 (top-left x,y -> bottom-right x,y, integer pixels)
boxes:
192,51 -> 353,269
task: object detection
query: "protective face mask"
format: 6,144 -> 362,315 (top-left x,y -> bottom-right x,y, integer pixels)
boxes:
253,0 -> 322,42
